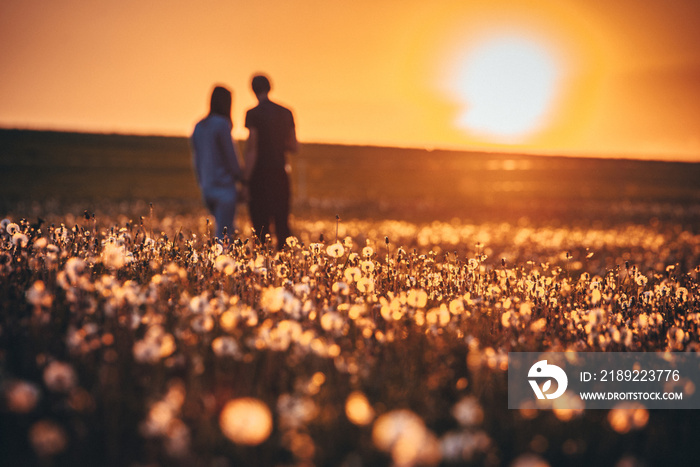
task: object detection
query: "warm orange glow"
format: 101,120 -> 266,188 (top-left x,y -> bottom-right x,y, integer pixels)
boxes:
219,398 -> 273,446
0,1 -> 699,160
345,391 -> 375,426
418,0 -> 613,154
449,36 -> 560,141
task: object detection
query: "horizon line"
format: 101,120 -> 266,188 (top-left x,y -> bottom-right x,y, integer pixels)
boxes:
1,125 -> 698,165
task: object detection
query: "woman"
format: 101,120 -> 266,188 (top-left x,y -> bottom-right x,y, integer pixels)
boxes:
190,86 -> 245,238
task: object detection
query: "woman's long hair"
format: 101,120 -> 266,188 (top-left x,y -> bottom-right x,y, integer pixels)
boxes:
209,86 -> 232,126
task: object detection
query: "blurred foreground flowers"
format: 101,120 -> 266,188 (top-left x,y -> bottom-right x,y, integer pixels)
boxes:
1,203 -> 699,466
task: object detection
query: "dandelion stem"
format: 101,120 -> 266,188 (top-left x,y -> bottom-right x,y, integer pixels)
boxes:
335,214 -> 340,243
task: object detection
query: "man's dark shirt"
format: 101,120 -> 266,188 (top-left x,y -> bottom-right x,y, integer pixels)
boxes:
244,100 -> 295,175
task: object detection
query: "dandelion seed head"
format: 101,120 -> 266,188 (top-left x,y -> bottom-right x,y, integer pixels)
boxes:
327,242 -> 345,258
212,336 -> 242,358
348,305 -> 365,320
501,310 -> 513,328
214,254 -> 236,274
552,391 -> 585,421
344,266 -> 362,283
666,326 -> 686,350
608,403 -> 649,433
440,430 -> 491,462
356,276 -> 375,293
426,305 -> 450,327
372,409 -> 440,467
321,311 -> 345,333
29,420 -> 68,457
133,328 -> 176,363
332,281 -> 350,295
530,318 -> 547,334
64,257 -> 87,283
102,241 -> 130,270
407,289 -> 428,308
211,242 -> 224,256
360,260 -> 375,274
219,398 -> 273,445
12,232 -> 29,248
33,237 -> 48,249
43,361 -> 77,392
261,286 -> 286,312
164,418 -> 191,457
191,314 -> 215,333
286,236 -> 299,248
26,280 -> 53,308
449,298 -> 465,315
143,400 -> 176,436
635,274 -> 648,287
6,222 -> 20,236
510,453 -> 551,467
5,380 -> 41,413
451,395 -> 484,426
278,393 -> 318,429
219,310 -> 238,332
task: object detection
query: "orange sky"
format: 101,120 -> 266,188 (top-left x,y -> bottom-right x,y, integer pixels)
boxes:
1,0 -> 699,161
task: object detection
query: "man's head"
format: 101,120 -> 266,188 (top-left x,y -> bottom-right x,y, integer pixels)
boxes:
251,74 -> 271,98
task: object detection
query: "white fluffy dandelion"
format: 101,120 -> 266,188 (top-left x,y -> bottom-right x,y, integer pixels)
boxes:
219,398 -> 273,446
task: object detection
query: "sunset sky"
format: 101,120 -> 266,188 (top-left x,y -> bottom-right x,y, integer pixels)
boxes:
1,0 -> 700,161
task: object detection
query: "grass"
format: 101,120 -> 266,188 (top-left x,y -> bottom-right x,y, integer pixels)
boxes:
2,128 -> 700,225
1,130 -> 700,466
1,199 -> 699,466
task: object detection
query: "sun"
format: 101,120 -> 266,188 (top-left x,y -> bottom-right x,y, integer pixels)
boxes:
450,36 -> 560,143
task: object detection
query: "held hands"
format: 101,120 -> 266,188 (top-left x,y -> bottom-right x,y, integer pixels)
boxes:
237,181 -> 249,204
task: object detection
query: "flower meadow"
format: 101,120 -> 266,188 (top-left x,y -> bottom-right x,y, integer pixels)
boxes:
1,201 -> 700,467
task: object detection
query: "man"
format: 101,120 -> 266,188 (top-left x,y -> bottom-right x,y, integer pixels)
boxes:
191,85 -> 243,239
244,74 -> 298,248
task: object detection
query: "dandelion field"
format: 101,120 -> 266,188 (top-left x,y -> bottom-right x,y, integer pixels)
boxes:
2,131 -> 700,466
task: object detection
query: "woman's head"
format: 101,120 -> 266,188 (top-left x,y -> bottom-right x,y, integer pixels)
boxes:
209,86 -> 232,122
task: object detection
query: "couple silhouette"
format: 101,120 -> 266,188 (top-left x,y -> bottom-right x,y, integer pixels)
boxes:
190,75 -> 297,248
